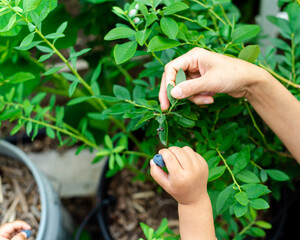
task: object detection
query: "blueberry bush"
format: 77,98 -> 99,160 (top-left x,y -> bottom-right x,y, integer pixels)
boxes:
0,0 -> 299,239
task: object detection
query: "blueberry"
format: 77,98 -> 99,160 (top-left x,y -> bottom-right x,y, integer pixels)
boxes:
22,230 -> 31,238
153,154 -> 165,167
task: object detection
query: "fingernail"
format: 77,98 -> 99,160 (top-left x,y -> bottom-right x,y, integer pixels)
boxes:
171,87 -> 183,98
150,159 -> 154,167
204,98 -> 214,104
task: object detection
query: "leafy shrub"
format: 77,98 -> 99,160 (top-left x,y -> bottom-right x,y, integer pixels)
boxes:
0,0 -> 299,239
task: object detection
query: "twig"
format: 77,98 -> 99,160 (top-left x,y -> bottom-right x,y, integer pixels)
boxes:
12,179 -> 29,212
1,195 -> 21,224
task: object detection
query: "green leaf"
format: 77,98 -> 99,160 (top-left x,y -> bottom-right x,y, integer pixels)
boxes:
238,45 -> 260,63
68,81 -> 78,97
250,198 -> 269,210
235,192 -> 249,206
39,52 -> 54,62
11,123 -> 23,136
113,85 -> 131,101
91,62 -> 102,85
177,116 -> 195,128
115,154 -> 124,168
96,95 -> 120,103
233,146 -> 250,174
56,21 -> 68,34
7,72 -> 35,84
114,41 -> 137,64
266,169 -> 289,181
136,29 -> 151,46
23,0 -> 42,12
67,96 -> 91,106
0,14 -> 16,33
107,103 -> 134,115
96,149 -> 111,157
260,169 -> 268,182
160,17 -> 179,39
175,68 -> 186,85
43,66 -> 64,76
145,13 -> 158,28
234,203 -> 248,217
108,154 -> 115,170
232,24 -> 260,43
112,146 -> 125,153
155,218 -> 168,237
45,32 -> 65,39
208,166 -> 226,182
248,227 -> 266,237
105,27 -> 136,41
163,2 -> 189,15
255,221 -> 272,229
70,48 -> 92,58
167,84 -> 176,105
156,114 -> 168,146
20,32 -> 35,47
216,184 -> 234,214
236,170 -> 260,183
135,113 -> 154,129
31,92 -> 47,104
46,127 -> 55,139
105,135 -> 113,149
242,184 -> 269,199
148,36 -> 181,52
26,121 -> 33,136
270,38 -> 291,51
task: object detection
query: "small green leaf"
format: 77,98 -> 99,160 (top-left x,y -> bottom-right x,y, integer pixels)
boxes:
23,0 -> 42,12
115,154 -> 124,168
155,218 -> 168,237
163,2 -> 189,15
0,14 -> 16,33
250,198 -> 269,210
68,81 -> 79,97
114,41 -> 137,64
105,27 -> 136,40
46,127 -> 55,139
216,184 -> 234,214
242,184 -> 269,199
234,203 -> 248,217
113,85 -> 131,101
238,45 -> 260,63
255,221 -> 272,229
248,227 -> 266,237
208,166 -> 226,182
108,154 -> 115,170
56,21 -> 68,34
148,36 -> 181,52
167,84 -> 176,105
160,17 -> 179,39
39,52 -> 54,62
20,32 -> 35,47
236,170 -> 260,183
45,32 -> 65,39
67,96 -> 91,106
232,24 -> 260,43
11,123 -> 23,136
235,192 -> 249,206
96,149 -> 111,157
26,121 -> 33,136
105,135 -> 113,149
175,68 -> 186,85
7,72 -> 35,84
266,169 -> 289,181
91,62 -> 102,85
43,66 -> 64,76
136,29 -> 151,46
260,169 -> 268,182
233,146 -> 250,174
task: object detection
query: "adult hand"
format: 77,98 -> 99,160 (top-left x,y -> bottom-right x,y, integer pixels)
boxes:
150,146 -> 208,205
0,221 -> 31,240
159,47 -> 267,110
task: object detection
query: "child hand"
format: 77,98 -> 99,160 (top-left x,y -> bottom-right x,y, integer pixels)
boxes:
0,221 -> 31,240
150,146 -> 209,205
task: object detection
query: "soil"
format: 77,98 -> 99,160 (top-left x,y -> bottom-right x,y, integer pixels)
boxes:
0,155 -> 40,240
107,169 -> 179,240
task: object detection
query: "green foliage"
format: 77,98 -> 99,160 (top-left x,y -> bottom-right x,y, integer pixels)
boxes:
0,0 -> 299,239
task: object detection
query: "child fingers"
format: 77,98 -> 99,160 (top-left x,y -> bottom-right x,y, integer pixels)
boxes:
11,232 -> 27,240
150,160 -> 171,192
168,146 -> 193,170
159,148 -> 183,174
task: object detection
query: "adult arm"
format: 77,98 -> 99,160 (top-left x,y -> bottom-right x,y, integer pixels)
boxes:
159,48 -> 300,163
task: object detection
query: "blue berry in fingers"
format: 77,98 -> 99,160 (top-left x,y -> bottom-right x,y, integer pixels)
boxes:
153,154 -> 165,167
22,230 -> 31,238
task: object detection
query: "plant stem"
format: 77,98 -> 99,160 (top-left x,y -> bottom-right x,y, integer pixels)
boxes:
218,3 -> 232,26
172,14 -> 215,32
238,220 -> 255,236
216,149 -> 242,192
244,101 -> 269,148
291,33 -> 296,83
191,0 -> 227,25
259,63 -> 300,89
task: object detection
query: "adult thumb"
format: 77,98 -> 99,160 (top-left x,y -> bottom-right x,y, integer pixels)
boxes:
11,232 -> 27,240
171,74 -> 213,99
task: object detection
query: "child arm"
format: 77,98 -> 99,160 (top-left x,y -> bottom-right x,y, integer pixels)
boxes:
150,146 -> 216,240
